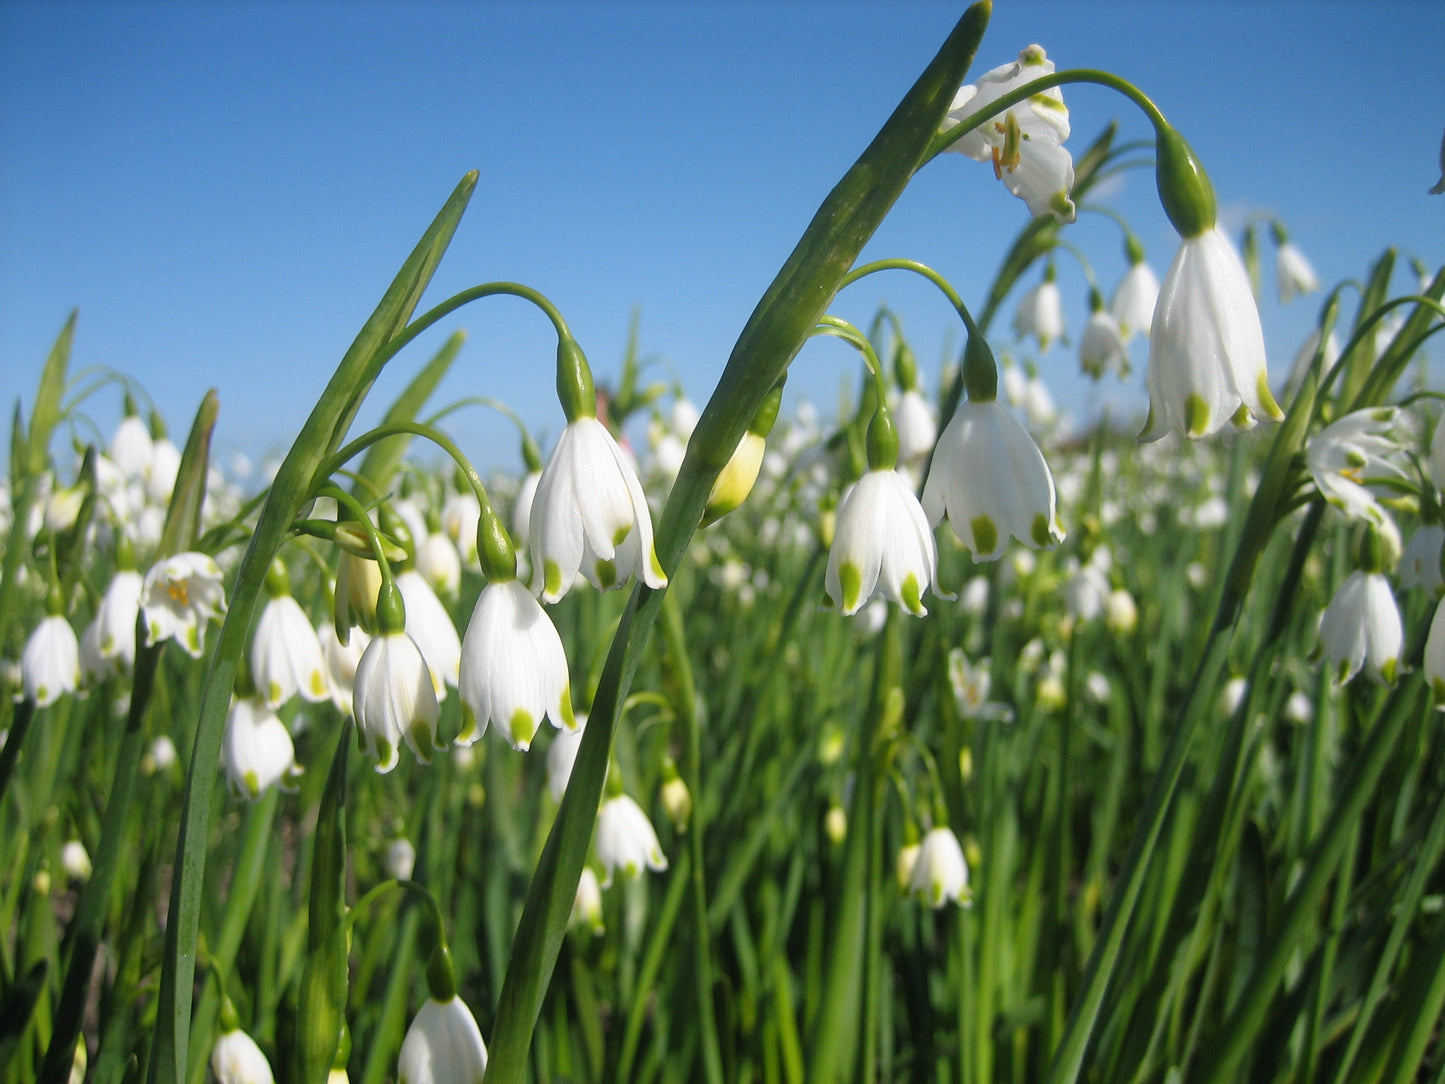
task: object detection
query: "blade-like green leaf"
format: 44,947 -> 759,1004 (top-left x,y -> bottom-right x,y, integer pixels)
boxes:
147,170 -> 477,1084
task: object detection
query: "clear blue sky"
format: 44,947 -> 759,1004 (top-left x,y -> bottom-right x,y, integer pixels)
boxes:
2,1 -> 1442,477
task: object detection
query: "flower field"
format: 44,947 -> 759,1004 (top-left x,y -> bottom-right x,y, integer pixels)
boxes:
3,6 -> 1445,1083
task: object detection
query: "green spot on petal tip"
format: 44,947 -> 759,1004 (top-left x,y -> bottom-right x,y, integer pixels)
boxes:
970,515 -> 998,558
902,574 -> 924,615
1185,393 -> 1211,438
840,563 -> 862,613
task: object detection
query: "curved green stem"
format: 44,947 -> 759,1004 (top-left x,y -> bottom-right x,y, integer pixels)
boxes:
842,257 -> 981,340
322,485 -> 400,585
322,421 -> 498,522
925,68 -> 1171,163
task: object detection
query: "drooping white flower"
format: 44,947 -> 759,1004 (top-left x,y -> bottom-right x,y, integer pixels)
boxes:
1305,407 -> 1408,528
1400,524 -> 1445,596
458,578 -> 575,751
893,388 -> 938,465
319,622 -> 369,717
79,617 -> 119,684
109,413 -> 154,481
1110,259 -> 1161,342
921,398 -> 1064,560
528,417 -> 667,602
825,469 -> 939,616
94,568 -> 143,670
1012,277 -> 1065,352
1276,241 -> 1320,302
570,866 -> 605,934
595,793 -> 668,887
1423,599 -> 1445,707
352,631 -> 440,773
441,491 -> 482,567
397,569 -> 461,699
1061,557 -> 1111,622
250,592 -> 329,708
546,713 -> 588,801
397,996 -> 488,1084
1283,327 -> 1341,400
222,697 -> 302,800
211,1026 -> 275,1084
1079,307 -> 1129,380
1317,570 -> 1402,685
896,842 -> 922,890
908,826 -> 971,908
1140,227 -> 1283,442
416,532 -> 462,598
60,839 -> 92,882
941,45 -> 1074,221
508,471 -> 540,552
22,614 -> 80,707
385,837 -> 417,881
147,436 -> 181,505
141,551 -> 227,658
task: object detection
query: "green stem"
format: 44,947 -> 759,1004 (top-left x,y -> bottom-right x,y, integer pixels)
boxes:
924,68 -> 1171,163
482,7 -> 991,1078
1194,683 -> 1426,1084
659,590 -> 725,1084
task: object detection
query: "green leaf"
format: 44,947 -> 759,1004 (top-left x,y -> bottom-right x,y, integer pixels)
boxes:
157,390 -> 220,559
26,310 -> 75,477
0,960 -> 48,1075
147,171 -> 476,1084
482,9 -> 991,1080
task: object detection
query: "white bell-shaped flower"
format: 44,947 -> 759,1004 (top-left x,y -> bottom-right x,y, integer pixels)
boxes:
416,532 -> 462,598
570,866 -> 605,935
893,388 -> 938,464
528,417 -> 667,602
397,569 -> 461,699
1423,598 -> 1445,707
1079,307 -> 1129,380
210,1026 -> 275,1084
1110,259 -> 1161,342
222,697 -> 302,800
1317,570 -> 1402,685
546,713 -> 588,801
1012,277 -> 1065,353
319,622 -> 368,717
22,614 -> 80,707
250,592 -> 329,707
825,469 -> 939,616
352,630 -> 440,773
397,996 -> 488,1084
109,413 -> 154,482
595,793 -> 668,887
921,398 -> 1064,560
1276,240 -> 1320,302
1140,227 -> 1283,442
94,568 -> 143,670
908,826 -> 971,908
457,578 -> 575,752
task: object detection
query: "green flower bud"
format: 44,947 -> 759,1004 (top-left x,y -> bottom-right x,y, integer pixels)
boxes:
1154,124 -> 1217,238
